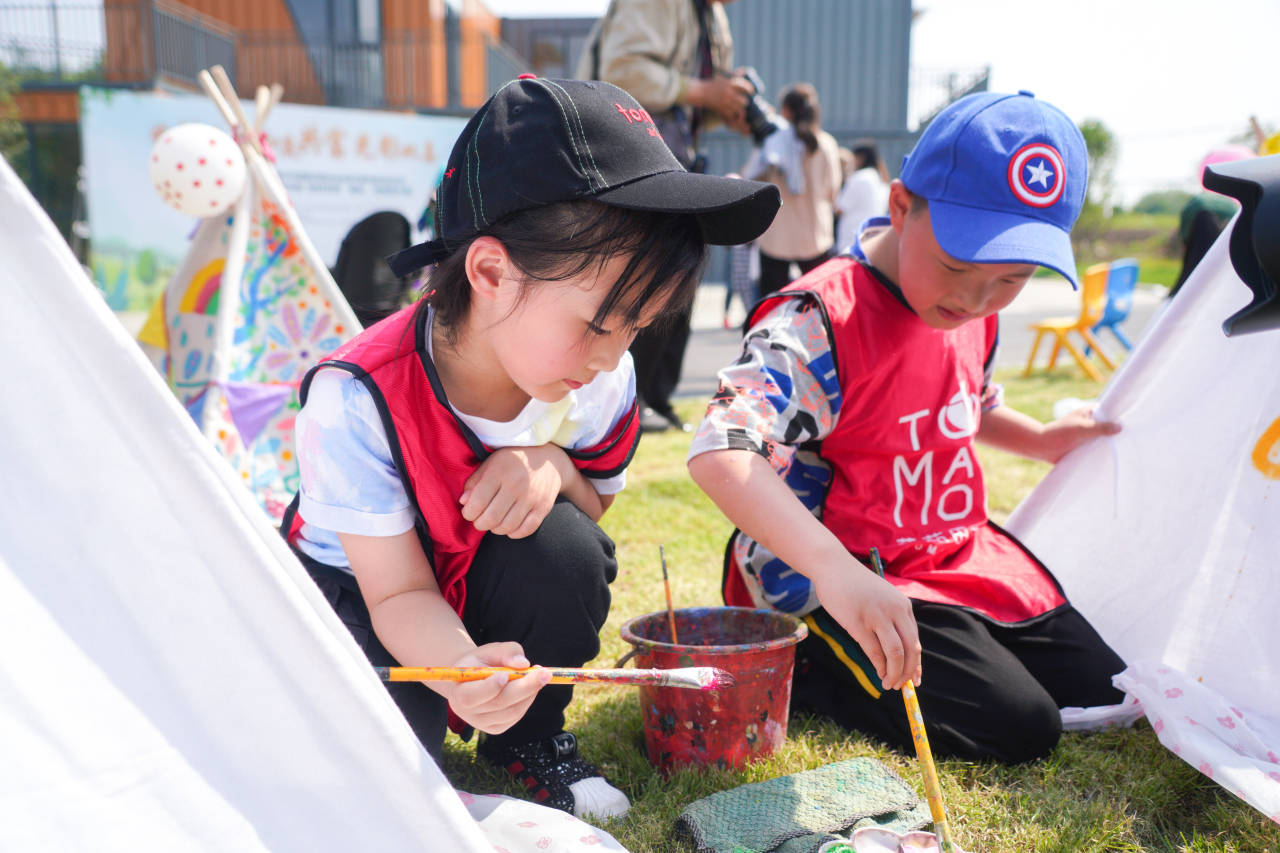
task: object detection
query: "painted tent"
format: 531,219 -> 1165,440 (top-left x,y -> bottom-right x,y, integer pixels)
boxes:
1006,226 -> 1280,823
137,78 -> 360,523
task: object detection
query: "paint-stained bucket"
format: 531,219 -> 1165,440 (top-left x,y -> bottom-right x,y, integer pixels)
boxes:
619,606 -> 807,773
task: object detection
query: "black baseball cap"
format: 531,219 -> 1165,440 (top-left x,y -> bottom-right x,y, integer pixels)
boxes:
387,75 -> 781,276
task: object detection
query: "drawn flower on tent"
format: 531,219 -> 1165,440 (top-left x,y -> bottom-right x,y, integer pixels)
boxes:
264,302 -> 343,382
260,200 -> 301,262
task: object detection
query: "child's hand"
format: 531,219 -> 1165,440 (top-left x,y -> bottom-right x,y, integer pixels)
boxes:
1038,406 -> 1121,463
443,643 -> 554,735
812,566 -> 922,691
460,445 -> 569,538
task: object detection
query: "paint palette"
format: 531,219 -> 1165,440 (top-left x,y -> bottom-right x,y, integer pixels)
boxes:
843,826 -> 972,853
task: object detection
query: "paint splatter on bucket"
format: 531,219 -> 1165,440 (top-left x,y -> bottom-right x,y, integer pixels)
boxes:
619,606 -> 807,774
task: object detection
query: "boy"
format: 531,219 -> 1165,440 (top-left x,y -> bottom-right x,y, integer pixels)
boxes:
688,91 -> 1126,763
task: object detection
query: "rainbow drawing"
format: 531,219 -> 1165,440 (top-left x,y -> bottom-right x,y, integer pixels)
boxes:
178,258 -> 225,315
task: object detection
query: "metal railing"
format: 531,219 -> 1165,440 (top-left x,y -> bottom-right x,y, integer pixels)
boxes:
908,66 -> 991,129
0,1 -> 115,81
1,2 -> 521,110
152,1 -> 234,88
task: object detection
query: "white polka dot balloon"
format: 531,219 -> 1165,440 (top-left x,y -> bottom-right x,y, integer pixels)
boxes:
149,123 -> 247,218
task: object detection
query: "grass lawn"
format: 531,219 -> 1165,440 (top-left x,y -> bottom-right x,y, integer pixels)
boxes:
442,369 -> 1280,852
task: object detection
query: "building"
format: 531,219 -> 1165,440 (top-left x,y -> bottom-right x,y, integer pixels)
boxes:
2,0 -> 983,263
1,0 -> 526,241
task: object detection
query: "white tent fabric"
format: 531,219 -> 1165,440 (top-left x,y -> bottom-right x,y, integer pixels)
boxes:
0,160 -> 630,849
1006,226 -> 1280,824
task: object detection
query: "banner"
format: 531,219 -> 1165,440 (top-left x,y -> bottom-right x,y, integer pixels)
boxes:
80,86 -> 466,312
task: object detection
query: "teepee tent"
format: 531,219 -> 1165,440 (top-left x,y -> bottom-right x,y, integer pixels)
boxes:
1006,225 -> 1280,824
137,67 -> 360,522
0,153 -> 631,851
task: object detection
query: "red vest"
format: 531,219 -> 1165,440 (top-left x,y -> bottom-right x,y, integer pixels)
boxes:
726,259 -> 1065,624
285,303 -> 641,620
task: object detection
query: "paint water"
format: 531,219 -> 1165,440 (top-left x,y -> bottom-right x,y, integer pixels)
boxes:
619,606 -> 807,774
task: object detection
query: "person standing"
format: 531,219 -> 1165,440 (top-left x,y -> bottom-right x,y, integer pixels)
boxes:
577,0 -> 754,431
745,83 -> 843,297
835,141 -> 891,254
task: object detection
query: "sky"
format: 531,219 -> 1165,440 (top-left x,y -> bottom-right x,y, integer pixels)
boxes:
481,0 -> 1279,207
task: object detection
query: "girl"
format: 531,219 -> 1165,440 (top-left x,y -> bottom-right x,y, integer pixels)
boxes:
834,140 -> 891,255
282,76 -> 778,820
745,82 -> 843,297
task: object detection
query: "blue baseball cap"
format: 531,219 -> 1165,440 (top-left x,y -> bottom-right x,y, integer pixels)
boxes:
900,90 -> 1087,288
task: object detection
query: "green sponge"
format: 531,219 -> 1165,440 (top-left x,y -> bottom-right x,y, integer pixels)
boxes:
674,757 -> 931,853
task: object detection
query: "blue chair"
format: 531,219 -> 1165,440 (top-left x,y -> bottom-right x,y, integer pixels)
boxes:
1091,258 -> 1139,352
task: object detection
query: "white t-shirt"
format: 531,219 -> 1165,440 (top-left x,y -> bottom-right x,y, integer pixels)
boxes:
834,167 -> 890,254
294,307 -> 635,566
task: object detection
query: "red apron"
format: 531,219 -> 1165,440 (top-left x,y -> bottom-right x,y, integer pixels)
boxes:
283,303 -> 640,729
725,259 -> 1065,624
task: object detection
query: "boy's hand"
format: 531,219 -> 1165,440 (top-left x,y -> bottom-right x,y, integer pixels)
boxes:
460,445 -> 570,538
1038,406 -> 1121,463
812,566 -> 922,691
441,643 -> 553,735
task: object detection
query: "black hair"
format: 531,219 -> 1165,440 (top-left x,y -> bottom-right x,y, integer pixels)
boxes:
852,143 -> 881,172
780,83 -> 821,155
418,199 -> 707,345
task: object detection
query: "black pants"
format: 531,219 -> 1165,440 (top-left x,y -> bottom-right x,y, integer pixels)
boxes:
630,302 -> 692,418
791,601 -> 1126,764
297,499 -> 617,764
1170,208 -> 1227,298
758,249 -> 833,298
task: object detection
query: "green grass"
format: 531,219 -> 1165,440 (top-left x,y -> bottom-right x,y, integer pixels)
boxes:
1072,211 -> 1182,289
440,371 -> 1280,851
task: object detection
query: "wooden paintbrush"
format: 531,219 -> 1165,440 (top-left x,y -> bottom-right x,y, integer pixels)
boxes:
869,546 -> 959,853
376,665 -> 735,691
659,544 -> 679,644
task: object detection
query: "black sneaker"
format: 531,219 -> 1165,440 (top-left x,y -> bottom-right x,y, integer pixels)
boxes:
640,406 -> 673,433
479,731 -> 630,819
649,402 -> 692,433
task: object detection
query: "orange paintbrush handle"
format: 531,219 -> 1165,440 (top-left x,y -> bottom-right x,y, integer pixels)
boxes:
902,680 -> 957,851
378,666 -> 547,683
375,665 -> 735,691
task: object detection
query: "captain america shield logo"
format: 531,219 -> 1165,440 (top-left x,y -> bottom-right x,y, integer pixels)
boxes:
1007,143 -> 1065,207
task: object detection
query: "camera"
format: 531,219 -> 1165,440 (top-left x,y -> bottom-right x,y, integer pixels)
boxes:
740,67 -> 784,145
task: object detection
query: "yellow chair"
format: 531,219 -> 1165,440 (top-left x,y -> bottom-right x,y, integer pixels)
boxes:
1023,262 -> 1117,381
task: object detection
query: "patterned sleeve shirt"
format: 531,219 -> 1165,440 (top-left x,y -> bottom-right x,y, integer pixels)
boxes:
688,268 -> 1003,615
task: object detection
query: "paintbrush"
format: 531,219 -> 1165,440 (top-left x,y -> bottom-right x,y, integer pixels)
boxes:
376,665 -> 735,691
659,544 -> 679,644
869,546 -> 960,853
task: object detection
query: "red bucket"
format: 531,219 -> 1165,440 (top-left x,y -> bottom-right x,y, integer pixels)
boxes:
619,606 -> 807,774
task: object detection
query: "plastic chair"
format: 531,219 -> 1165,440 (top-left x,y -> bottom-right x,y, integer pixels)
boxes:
1090,258 -> 1139,352
1023,262 -> 1117,381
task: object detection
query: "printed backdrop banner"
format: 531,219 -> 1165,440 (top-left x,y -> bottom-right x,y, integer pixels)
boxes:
80,86 -> 466,312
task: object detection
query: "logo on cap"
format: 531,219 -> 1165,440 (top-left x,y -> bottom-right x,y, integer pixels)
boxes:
1007,143 -> 1065,208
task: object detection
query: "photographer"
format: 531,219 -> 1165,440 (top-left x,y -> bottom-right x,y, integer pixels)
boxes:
577,0 -> 755,432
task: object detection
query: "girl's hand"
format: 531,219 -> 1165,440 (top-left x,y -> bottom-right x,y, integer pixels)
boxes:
1038,407 -> 1121,464
460,445 -> 570,538
812,563 -> 922,691
442,642 -> 553,735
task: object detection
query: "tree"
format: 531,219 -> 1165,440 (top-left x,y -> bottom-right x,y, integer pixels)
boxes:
1133,189 -> 1193,217
1078,118 -> 1118,211
135,249 -> 157,287
0,62 -> 28,169
1072,118 -> 1119,259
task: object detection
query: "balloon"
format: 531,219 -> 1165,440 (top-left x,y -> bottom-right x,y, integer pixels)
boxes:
1197,144 -> 1256,189
149,123 -> 247,218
